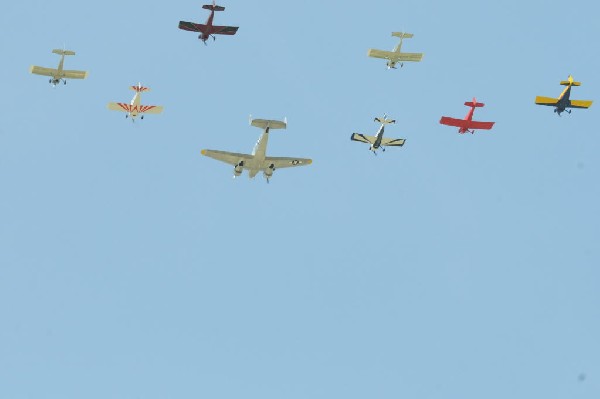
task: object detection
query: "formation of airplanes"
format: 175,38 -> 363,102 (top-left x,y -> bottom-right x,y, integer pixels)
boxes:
26,3 -> 594,183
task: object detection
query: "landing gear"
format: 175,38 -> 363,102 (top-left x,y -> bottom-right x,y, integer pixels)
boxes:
63,79 -> 67,85
141,115 -> 144,119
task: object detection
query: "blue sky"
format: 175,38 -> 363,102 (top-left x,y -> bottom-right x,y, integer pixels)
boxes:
1,0 -> 599,398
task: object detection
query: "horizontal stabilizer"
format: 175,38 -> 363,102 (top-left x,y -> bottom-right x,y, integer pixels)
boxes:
391,32 -> 414,38
465,101 -> 485,107
52,49 -> 76,56
130,84 -> 150,92
202,4 -> 225,11
560,75 -> 581,86
251,118 -> 286,130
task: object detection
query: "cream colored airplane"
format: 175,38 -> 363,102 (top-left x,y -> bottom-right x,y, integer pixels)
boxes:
368,32 -> 424,69
29,49 -> 88,86
107,83 -> 164,121
201,117 -> 312,183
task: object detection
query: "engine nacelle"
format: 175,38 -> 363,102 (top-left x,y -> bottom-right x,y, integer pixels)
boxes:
233,161 -> 244,177
263,164 -> 275,181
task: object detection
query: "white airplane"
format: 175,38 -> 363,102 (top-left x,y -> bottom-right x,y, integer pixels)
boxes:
368,32 -> 424,69
107,83 -> 164,121
350,115 -> 406,155
201,117 -> 312,183
29,49 -> 88,86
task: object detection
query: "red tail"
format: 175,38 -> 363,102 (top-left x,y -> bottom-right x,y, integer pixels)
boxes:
464,97 -> 485,107
202,3 -> 225,11
130,84 -> 150,93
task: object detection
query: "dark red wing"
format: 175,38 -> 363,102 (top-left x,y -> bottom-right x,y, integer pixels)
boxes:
178,21 -> 205,32
211,25 -> 239,35
467,120 -> 495,130
439,116 -> 468,128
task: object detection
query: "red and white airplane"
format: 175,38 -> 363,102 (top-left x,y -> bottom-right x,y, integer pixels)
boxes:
439,98 -> 495,134
178,1 -> 239,45
107,83 -> 163,121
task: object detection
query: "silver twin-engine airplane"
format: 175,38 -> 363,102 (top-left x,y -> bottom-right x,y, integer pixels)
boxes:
351,115 -> 406,155
201,117 -> 312,183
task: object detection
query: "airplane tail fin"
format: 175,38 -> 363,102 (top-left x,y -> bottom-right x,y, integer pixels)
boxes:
202,4 -> 225,11
560,75 -> 581,86
52,49 -> 76,56
465,98 -> 485,107
374,116 -> 396,124
250,117 -> 287,130
130,84 -> 150,92
391,32 -> 414,39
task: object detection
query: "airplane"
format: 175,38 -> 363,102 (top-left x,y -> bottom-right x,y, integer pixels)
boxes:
535,75 -> 593,116
367,32 -> 424,69
350,115 -> 406,155
29,49 -> 88,86
107,83 -> 164,121
178,1 -> 239,45
201,117 -> 312,183
439,98 -> 495,134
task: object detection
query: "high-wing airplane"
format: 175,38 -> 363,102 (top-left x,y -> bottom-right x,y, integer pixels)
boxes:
201,118 -> 312,183
439,98 -> 495,134
350,115 -> 406,155
535,75 -> 593,116
368,32 -> 424,69
178,1 -> 239,44
29,49 -> 88,86
107,83 -> 164,121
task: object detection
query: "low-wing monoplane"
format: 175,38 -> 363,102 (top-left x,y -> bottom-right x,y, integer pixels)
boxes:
29,49 -> 88,86
107,83 -> 164,121
439,98 -> 495,134
350,115 -> 406,155
535,75 -> 593,116
368,32 -> 424,69
201,118 -> 311,183
178,1 -> 239,44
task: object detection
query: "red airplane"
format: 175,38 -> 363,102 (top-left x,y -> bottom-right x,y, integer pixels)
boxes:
439,98 -> 495,134
178,1 -> 239,45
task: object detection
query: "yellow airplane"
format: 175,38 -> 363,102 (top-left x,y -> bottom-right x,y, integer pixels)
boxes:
535,75 -> 592,116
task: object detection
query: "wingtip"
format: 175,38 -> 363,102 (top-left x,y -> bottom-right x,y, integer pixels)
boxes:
201,149 -> 207,155
307,159 -> 312,165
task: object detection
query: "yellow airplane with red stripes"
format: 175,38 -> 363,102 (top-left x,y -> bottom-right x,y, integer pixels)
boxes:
535,75 -> 593,116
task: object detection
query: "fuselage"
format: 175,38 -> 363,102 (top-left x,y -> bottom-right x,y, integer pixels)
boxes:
244,128 -> 270,178
555,85 -> 572,114
371,124 -> 385,149
199,10 -> 215,41
129,92 -> 142,118
459,107 -> 476,133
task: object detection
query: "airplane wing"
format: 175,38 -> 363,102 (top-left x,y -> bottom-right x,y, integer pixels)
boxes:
392,52 -> 424,62
211,25 -> 239,35
178,21 -> 204,32
367,49 -> 393,59
467,120 -> 495,130
350,133 -> 376,144
264,156 -> 312,169
107,102 -> 131,112
201,149 -> 253,166
568,99 -> 593,109
29,65 -> 57,77
63,69 -> 88,79
439,116 -> 467,128
380,137 -> 406,147
535,96 -> 559,106
138,105 -> 164,114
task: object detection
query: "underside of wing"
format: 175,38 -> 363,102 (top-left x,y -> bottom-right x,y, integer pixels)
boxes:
394,52 -> 424,62
468,120 -> 495,130
535,96 -> 559,106
178,21 -> 204,32
29,65 -> 57,77
568,99 -> 593,109
350,133 -> 376,144
439,116 -> 467,128
380,137 -> 406,147
212,25 -> 239,35
201,149 -> 253,166
367,49 -> 393,60
264,157 -> 312,169
107,102 -> 131,112
138,105 -> 164,115
63,69 -> 88,79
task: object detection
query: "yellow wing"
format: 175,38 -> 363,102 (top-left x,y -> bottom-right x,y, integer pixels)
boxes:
569,100 -> 593,109
535,96 -> 558,106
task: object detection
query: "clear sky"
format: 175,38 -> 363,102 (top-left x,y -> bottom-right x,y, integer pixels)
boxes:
1,0 -> 599,398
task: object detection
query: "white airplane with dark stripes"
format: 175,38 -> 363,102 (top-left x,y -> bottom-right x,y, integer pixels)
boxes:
201,117 -> 312,183
107,83 -> 164,121
351,115 -> 406,155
